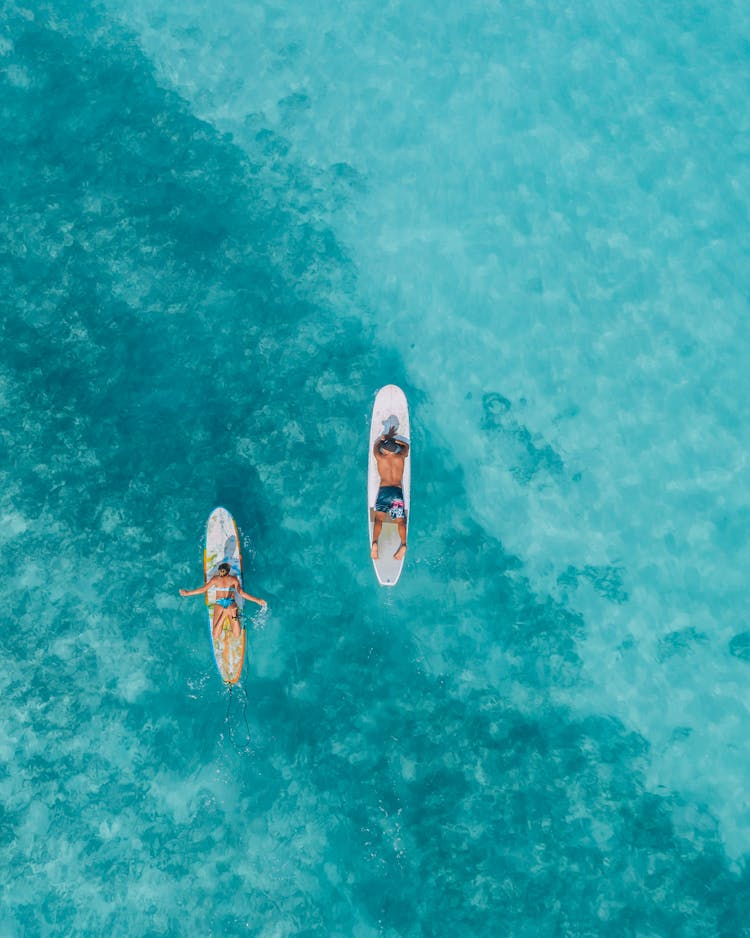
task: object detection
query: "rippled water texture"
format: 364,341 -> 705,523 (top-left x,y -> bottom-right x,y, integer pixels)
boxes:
3,2 -> 750,935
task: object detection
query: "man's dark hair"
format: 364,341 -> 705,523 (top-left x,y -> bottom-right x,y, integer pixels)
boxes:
379,439 -> 402,455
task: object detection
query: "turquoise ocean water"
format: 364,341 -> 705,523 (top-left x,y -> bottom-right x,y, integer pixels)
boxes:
4,0 -> 750,934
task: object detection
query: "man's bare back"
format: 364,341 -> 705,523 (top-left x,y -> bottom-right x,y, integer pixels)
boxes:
374,447 -> 408,486
371,431 -> 410,560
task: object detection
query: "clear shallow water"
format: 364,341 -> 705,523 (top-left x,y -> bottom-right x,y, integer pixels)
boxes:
3,1 -> 750,935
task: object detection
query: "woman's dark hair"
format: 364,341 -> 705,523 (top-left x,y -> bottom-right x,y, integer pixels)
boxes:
217,563 -> 231,575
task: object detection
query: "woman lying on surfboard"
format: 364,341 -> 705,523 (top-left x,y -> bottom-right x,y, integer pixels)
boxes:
180,563 -> 267,639
372,427 -> 410,561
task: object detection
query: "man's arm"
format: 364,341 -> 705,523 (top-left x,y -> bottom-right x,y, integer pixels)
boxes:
373,424 -> 401,457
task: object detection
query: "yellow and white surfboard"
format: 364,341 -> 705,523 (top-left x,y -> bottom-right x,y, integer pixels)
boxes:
204,507 -> 246,684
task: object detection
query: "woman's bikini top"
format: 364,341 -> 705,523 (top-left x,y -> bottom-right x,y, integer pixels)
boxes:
213,579 -> 237,600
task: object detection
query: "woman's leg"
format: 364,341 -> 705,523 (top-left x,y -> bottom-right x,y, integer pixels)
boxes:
212,604 -> 231,639
229,603 -> 242,638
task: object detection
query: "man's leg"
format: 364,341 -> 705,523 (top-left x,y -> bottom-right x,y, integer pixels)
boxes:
371,512 -> 387,559
371,520 -> 382,558
394,519 -> 407,560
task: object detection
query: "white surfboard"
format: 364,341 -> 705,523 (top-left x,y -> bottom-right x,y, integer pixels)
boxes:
368,384 -> 411,586
204,507 -> 246,684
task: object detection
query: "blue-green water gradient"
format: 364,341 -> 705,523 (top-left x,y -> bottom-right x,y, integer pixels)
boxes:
3,1 -> 750,935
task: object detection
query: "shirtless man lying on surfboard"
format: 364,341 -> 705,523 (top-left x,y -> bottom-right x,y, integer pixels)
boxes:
371,427 -> 410,561
180,564 -> 266,639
